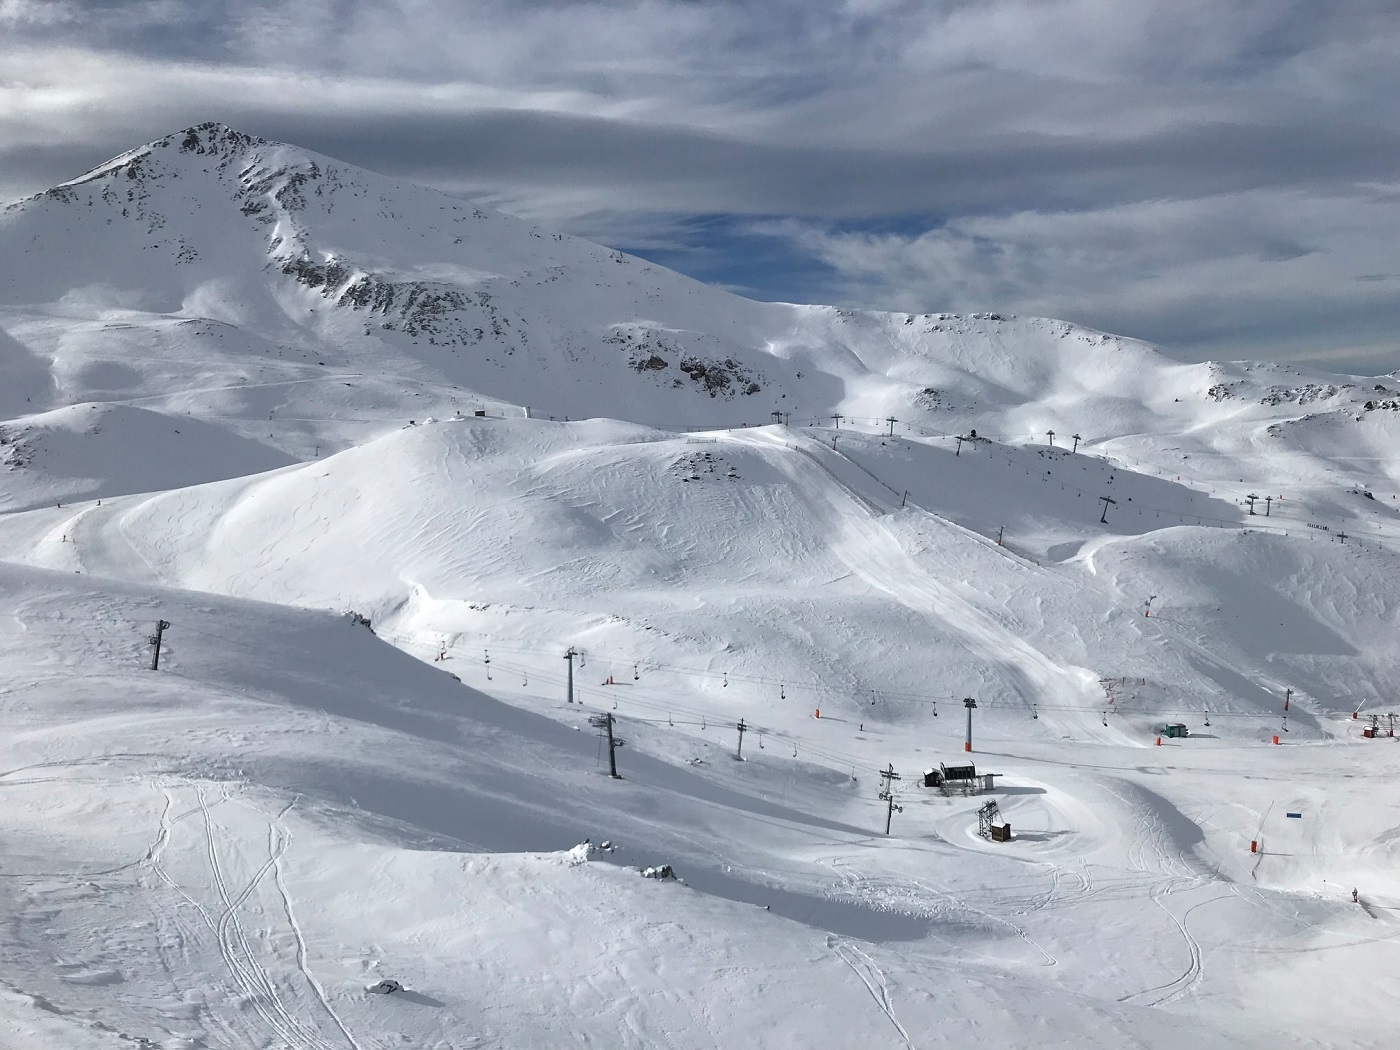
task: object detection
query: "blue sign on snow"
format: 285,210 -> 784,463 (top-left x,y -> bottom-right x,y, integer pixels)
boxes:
1285,812 -> 1303,818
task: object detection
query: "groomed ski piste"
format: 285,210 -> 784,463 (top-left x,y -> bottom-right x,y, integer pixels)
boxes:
0,124 -> 1398,1048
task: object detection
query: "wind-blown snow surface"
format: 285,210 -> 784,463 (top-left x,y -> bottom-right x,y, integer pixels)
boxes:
1,124 -> 1400,1047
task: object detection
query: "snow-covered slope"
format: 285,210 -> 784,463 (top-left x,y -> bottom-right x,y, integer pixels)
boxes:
3,562 -> 1314,1050
0,401 -> 293,511
2,124 -> 1399,1049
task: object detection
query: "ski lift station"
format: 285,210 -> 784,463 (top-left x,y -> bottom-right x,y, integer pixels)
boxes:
1159,723 -> 1189,739
924,762 -> 999,794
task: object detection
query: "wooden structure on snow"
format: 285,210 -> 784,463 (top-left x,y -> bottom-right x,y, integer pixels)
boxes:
978,799 -> 1011,842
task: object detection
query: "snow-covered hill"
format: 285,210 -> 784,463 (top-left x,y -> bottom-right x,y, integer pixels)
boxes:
1,124 -> 1399,1048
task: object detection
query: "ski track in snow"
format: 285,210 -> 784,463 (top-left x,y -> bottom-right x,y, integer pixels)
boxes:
827,935 -> 916,1050
144,783 -> 359,1050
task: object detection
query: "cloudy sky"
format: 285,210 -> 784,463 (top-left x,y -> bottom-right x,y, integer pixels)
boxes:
3,0 -> 1398,371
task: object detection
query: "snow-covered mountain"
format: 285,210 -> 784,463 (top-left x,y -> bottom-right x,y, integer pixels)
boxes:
6,122 -> 1396,455
1,124 -> 1398,1049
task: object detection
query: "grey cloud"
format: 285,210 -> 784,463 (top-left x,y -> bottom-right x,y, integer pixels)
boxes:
10,103 -> 1391,226
759,190 -> 1400,369
243,109 -> 1400,222
2,0 -> 1399,369
0,141 -> 129,199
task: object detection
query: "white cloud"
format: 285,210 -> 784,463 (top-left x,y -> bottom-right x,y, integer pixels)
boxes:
0,0 -> 78,25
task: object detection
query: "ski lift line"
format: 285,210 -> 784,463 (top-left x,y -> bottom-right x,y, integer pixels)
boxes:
604,706 -> 878,779
441,640 -> 1290,724
407,632 -> 973,705
836,428 -> 1385,543
555,670 -> 1303,732
382,627 -> 961,703
385,612 -> 1347,733
389,621 -> 1338,722
564,683 -> 870,766
561,657 -> 958,709
434,642 -> 1313,727
390,568 -> 1356,706
459,653 -> 1319,777
417,415 -> 1389,553
590,707 -> 872,771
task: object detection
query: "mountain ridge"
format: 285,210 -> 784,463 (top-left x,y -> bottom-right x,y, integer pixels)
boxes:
8,122 -> 1392,451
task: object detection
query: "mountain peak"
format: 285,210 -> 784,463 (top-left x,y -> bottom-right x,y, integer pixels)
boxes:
170,121 -> 267,158
49,121 -> 271,195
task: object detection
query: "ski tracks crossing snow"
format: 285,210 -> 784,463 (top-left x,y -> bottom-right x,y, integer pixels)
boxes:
826,935 -> 917,1050
145,782 -> 362,1050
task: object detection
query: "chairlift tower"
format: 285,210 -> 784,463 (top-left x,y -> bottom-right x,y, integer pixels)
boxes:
963,697 -> 978,753
877,763 -> 903,835
977,799 -> 1002,839
588,712 -> 625,778
564,646 -> 580,704
148,620 -> 171,671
